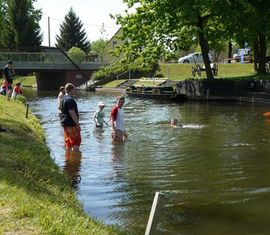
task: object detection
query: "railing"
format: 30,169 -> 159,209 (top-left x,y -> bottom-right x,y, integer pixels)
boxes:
0,52 -> 69,64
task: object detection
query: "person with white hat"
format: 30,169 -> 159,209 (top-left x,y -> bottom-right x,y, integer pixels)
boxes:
93,101 -> 108,128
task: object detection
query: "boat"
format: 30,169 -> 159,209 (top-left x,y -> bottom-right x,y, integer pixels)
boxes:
126,86 -> 186,100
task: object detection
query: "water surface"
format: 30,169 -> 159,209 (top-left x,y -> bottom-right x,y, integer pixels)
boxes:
28,90 -> 270,235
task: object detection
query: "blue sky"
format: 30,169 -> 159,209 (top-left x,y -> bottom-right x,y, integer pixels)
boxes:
34,0 -> 128,46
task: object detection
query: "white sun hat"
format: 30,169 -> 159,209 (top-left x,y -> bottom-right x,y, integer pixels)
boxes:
98,101 -> 105,106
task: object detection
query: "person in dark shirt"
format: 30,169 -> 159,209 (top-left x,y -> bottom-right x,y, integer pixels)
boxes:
60,83 -> 81,152
2,60 -> 15,100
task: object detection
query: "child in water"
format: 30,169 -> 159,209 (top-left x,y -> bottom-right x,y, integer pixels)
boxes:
170,118 -> 182,128
93,101 -> 108,128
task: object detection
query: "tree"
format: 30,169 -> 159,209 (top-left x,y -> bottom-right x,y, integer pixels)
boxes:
0,0 -> 9,47
67,46 -> 85,63
115,0 -> 231,79
56,7 -> 90,53
91,23 -> 109,63
215,0 -> 270,73
7,0 -> 42,48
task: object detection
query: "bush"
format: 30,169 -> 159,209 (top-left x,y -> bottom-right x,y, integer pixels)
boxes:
15,95 -> 27,104
67,47 -> 85,63
92,58 -> 161,81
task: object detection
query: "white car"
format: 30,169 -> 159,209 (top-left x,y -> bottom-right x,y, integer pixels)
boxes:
178,52 -> 212,63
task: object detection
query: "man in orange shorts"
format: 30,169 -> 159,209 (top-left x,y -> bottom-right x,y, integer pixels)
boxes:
60,83 -> 81,151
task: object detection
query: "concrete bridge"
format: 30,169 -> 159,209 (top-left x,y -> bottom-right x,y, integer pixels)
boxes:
0,47 -> 105,90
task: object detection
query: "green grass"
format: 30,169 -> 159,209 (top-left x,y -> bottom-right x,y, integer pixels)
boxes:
103,79 -> 127,88
13,75 -> 36,87
159,63 -> 270,80
0,96 -> 125,235
133,78 -> 166,87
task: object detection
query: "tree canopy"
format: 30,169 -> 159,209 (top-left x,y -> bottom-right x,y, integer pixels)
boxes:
0,0 -> 42,48
115,0 -> 270,78
56,7 -> 90,53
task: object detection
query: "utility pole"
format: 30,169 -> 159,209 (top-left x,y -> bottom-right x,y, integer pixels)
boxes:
48,17 -> 51,47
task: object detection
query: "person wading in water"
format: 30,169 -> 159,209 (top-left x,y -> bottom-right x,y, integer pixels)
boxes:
60,83 -> 81,152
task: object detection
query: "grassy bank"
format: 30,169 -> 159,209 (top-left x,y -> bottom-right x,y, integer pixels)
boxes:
13,75 -> 36,87
0,96 -> 124,235
160,63 -> 270,80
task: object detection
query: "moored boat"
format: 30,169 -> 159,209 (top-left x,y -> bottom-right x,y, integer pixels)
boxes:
126,86 -> 186,100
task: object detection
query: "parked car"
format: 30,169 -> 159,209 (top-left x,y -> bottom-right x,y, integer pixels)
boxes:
233,48 -> 253,63
178,52 -> 212,63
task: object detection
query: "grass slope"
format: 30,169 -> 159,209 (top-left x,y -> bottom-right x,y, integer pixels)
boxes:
0,96 -> 124,235
13,75 -> 37,87
160,63 -> 270,80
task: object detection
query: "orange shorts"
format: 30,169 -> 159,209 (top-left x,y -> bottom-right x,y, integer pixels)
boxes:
64,126 -> 81,149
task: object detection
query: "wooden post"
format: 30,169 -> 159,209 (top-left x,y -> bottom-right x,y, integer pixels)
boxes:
26,103 -> 29,118
145,192 -> 165,235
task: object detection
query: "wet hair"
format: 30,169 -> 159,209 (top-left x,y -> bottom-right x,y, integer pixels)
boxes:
16,83 -> 21,86
117,95 -> 125,102
7,60 -> 13,65
65,83 -> 75,93
59,86 -> 65,91
171,118 -> 178,125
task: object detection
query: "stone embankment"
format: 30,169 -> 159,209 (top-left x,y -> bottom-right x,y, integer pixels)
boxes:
176,79 -> 270,104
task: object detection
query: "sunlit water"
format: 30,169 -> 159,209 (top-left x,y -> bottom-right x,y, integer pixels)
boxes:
28,89 -> 270,235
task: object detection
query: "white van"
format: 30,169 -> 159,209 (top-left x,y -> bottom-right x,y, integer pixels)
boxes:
178,52 -> 212,63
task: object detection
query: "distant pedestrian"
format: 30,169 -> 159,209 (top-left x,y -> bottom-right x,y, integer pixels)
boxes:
110,95 -> 128,142
93,101 -> 108,128
11,83 -> 22,99
57,86 -> 65,119
60,83 -> 81,152
2,60 -> 15,100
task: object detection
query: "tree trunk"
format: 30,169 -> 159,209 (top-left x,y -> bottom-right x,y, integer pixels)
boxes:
228,41 -> 232,63
257,33 -> 266,74
253,40 -> 259,71
197,18 -> 214,80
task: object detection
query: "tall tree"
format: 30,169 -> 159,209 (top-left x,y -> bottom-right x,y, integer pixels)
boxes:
7,0 -> 42,48
115,0 -> 227,79
56,8 -> 90,52
91,23 -> 108,63
0,0 -> 14,47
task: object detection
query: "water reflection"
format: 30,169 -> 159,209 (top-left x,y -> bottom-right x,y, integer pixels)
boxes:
64,150 -> 82,190
28,90 -> 270,235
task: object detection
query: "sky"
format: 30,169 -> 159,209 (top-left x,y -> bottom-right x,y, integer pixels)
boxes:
34,0 -> 128,47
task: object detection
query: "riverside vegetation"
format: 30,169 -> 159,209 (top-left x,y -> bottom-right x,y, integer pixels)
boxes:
0,96 -> 125,235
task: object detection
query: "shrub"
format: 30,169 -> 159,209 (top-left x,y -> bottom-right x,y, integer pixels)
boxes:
92,58 -> 161,81
67,47 -> 85,63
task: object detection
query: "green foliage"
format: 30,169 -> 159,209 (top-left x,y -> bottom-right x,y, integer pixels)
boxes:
56,7 -> 90,52
67,46 -> 85,63
92,57 -> 160,81
91,38 -> 108,63
15,95 -> 26,104
7,0 -> 42,47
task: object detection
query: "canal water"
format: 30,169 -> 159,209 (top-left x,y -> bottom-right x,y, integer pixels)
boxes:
27,89 -> 270,235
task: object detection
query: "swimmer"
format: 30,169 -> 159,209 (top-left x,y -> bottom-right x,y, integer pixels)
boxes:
170,118 -> 182,128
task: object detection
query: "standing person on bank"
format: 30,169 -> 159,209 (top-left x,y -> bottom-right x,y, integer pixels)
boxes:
60,83 -> 81,152
110,95 -> 128,142
2,60 -> 15,100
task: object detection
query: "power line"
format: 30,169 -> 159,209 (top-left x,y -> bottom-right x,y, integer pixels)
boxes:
40,17 -> 119,30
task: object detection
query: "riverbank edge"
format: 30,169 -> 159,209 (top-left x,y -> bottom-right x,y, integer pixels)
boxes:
0,96 -> 125,235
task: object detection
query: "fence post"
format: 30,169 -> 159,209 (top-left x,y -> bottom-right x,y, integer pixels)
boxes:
26,103 -> 29,118
145,192 -> 165,235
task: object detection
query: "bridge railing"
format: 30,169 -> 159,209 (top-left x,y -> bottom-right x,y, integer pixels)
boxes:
0,52 -> 70,64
